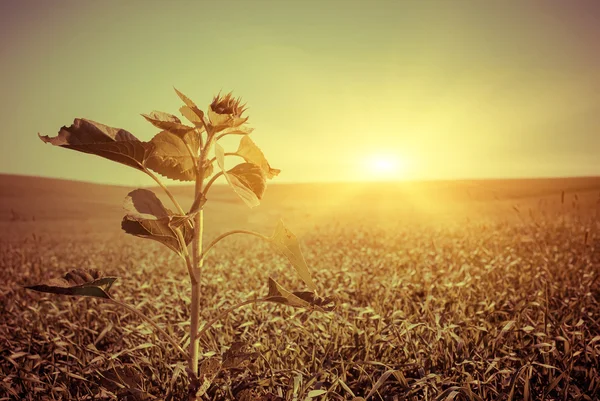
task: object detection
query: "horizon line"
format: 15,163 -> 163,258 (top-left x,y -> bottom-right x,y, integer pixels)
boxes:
2,172 -> 600,189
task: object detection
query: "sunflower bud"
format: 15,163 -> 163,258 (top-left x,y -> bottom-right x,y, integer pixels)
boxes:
208,92 -> 248,130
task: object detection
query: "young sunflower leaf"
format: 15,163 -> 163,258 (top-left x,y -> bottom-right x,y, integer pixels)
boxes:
266,277 -> 311,308
25,269 -> 117,299
39,118 -> 152,172
121,215 -> 192,255
228,163 -> 266,200
265,278 -> 335,312
179,106 -> 205,128
235,136 -> 280,179
174,88 -> 206,126
123,189 -> 170,220
270,220 -> 317,291
219,124 -> 254,137
292,291 -> 336,312
124,189 -> 195,231
215,143 -> 266,208
141,110 -> 196,137
145,130 -> 199,181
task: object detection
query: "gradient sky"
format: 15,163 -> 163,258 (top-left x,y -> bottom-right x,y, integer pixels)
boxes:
1,0 -> 599,186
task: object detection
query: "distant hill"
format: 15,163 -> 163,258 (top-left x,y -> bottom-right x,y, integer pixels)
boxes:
1,174 -> 599,228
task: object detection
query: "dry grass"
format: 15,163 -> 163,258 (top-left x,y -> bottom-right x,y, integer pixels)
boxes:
1,176 -> 599,400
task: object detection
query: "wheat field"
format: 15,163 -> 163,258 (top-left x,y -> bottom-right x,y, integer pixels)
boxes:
1,175 -> 599,400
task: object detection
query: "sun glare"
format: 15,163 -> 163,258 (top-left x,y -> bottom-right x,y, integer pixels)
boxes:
364,153 -> 408,181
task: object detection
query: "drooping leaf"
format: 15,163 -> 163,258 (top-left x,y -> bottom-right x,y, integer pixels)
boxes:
121,215 -> 192,255
25,269 -> 117,299
228,163 -> 266,200
145,130 -> 199,181
215,143 -> 266,208
221,342 -> 260,370
123,189 -> 170,219
123,188 -> 194,228
292,291 -> 336,312
174,88 -> 206,127
141,110 -> 195,137
39,118 -> 152,171
266,278 -> 311,308
235,136 -> 280,179
270,220 -> 317,291
265,278 -> 335,312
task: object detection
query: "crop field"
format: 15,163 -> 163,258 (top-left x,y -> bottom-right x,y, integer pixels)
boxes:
1,175 -> 599,400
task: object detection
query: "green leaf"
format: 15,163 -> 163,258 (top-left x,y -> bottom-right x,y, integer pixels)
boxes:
174,88 -> 206,127
220,124 -> 254,136
25,269 -> 117,299
235,136 -> 280,179
141,110 -> 196,137
215,143 -> 266,208
265,278 -> 335,312
121,215 -> 192,255
270,220 -> 317,291
124,188 -> 195,229
265,277 -> 311,308
123,189 -> 170,219
39,118 -> 152,172
145,130 -> 199,181
228,163 -> 266,200
179,106 -> 205,128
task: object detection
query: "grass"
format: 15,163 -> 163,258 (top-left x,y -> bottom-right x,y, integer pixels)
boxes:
0,177 -> 599,400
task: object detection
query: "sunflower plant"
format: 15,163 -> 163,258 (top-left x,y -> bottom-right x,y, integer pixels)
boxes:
27,89 -> 334,400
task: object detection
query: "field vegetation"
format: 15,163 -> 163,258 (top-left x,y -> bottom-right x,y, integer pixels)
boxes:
1,175 -> 599,400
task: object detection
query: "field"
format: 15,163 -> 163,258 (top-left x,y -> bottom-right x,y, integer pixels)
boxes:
1,174 -> 599,400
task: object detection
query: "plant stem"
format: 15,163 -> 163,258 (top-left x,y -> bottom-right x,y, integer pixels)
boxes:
200,230 -> 271,263
215,132 -> 249,141
203,172 -> 224,196
189,194 -> 203,382
206,152 -> 238,166
195,298 -> 267,340
106,298 -> 187,359
189,132 -> 207,393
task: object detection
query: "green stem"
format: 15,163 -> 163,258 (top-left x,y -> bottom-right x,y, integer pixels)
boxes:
189,128 -> 208,394
199,230 -> 271,263
196,298 -> 268,340
203,172 -> 224,196
215,132 -> 248,141
206,153 -> 238,166
106,298 -> 187,359
189,209 -> 203,379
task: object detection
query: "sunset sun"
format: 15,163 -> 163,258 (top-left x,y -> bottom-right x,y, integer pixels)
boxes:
364,153 -> 408,180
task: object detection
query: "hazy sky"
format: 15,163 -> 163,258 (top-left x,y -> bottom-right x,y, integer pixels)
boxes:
1,0 -> 599,186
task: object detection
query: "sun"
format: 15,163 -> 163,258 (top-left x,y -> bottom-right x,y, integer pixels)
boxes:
363,153 -> 408,180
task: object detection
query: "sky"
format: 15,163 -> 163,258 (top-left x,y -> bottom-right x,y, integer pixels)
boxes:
1,0 -> 599,186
